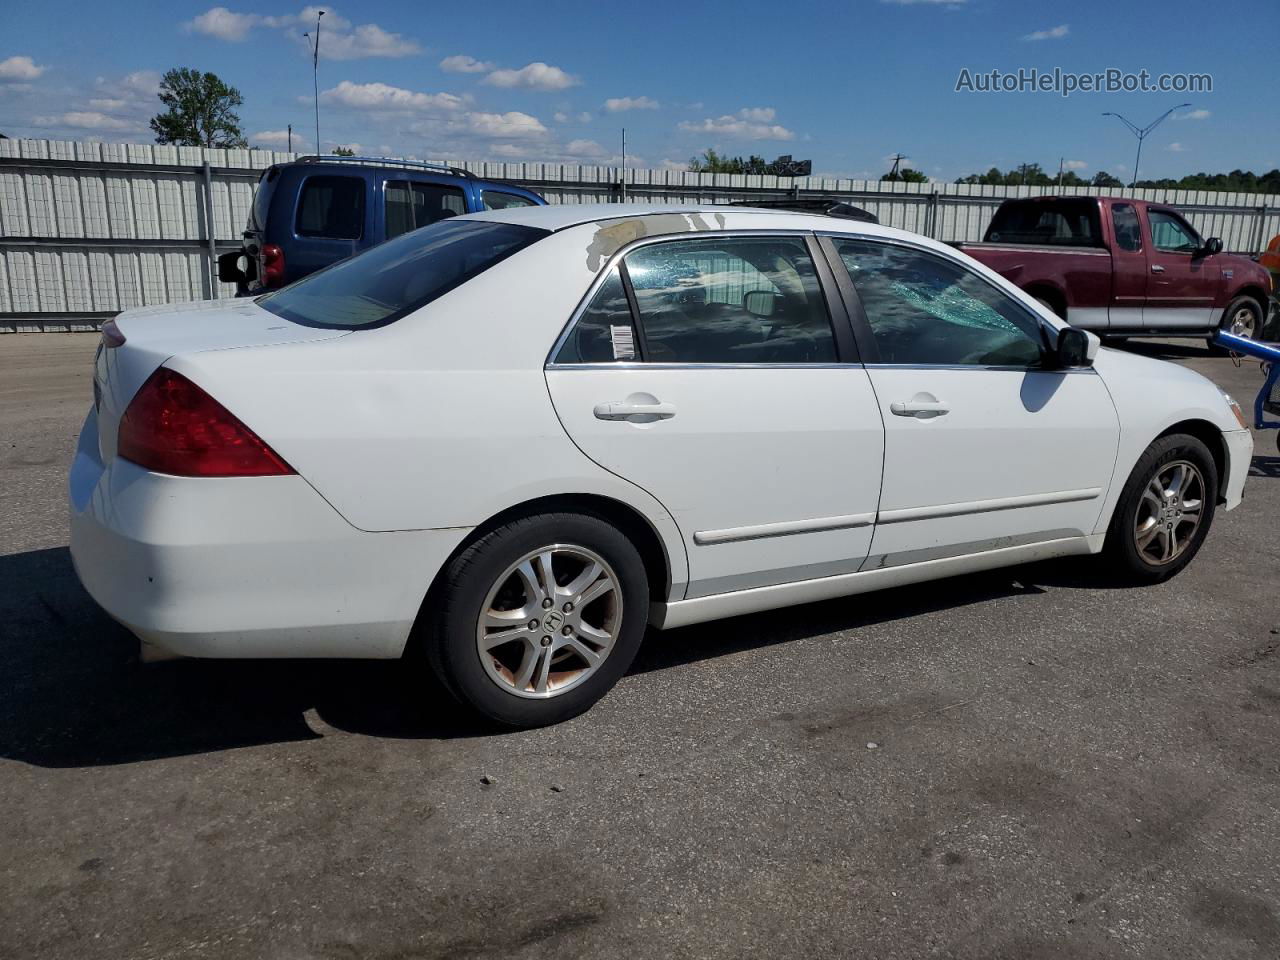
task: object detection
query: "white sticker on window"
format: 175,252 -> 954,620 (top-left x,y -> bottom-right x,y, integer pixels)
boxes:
610,324 -> 636,361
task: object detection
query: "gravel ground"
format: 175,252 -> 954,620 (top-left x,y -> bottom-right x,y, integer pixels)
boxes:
2,332 -> 1278,960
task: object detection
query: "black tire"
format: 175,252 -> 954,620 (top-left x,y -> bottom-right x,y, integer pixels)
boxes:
426,512 -> 648,728
1034,295 -> 1064,319
1208,295 -> 1264,352
1103,433 -> 1219,584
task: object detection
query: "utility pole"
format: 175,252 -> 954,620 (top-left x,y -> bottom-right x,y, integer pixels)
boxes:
1057,156 -> 1064,190
287,124 -> 292,153
887,153 -> 907,179
303,10 -> 324,153
1102,103 -> 1190,188
620,127 -> 627,203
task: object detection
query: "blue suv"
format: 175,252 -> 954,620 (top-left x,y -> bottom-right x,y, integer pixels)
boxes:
218,155 -> 546,294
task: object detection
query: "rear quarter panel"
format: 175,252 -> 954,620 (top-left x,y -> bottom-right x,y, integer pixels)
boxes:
167,226 -> 691,595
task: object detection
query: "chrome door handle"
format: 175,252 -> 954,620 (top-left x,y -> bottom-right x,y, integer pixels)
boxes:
1150,264 -> 1165,274
890,400 -> 949,418
593,400 -> 677,421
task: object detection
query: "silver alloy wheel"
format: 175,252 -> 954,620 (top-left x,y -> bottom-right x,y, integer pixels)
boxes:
475,544 -> 622,699
1227,305 -> 1258,338
1134,460 -> 1205,565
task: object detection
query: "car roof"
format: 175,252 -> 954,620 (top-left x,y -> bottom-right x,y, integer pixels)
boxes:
460,201 -> 906,237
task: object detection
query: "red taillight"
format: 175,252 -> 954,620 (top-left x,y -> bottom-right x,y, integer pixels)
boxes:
118,368 -> 294,477
261,244 -> 285,287
101,318 -> 126,348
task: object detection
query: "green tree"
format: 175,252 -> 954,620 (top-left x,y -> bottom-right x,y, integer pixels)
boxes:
149,68 -> 247,148
1091,171 -> 1124,188
688,148 -> 744,174
332,145 -> 356,157
881,167 -> 928,183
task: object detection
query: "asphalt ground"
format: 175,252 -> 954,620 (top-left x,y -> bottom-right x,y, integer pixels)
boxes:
2,332 -> 1279,960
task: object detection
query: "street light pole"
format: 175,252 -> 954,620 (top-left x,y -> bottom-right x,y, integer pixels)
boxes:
303,10 -> 324,153
1102,103 -> 1191,189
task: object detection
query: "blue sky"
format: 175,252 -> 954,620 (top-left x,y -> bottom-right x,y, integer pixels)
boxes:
0,0 -> 1273,181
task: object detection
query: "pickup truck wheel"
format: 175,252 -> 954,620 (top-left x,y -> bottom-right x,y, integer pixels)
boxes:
1103,433 -> 1218,584
1209,296 -> 1263,351
1034,296 -> 1064,319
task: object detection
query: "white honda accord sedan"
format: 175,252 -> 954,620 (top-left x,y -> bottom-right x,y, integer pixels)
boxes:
70,203 -> 1253,727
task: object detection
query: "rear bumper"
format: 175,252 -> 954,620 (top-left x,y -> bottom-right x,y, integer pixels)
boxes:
68,407 -> 468,659
1222,427 -> 1253,511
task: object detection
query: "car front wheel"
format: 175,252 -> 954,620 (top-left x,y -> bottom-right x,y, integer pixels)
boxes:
427,512 -> 649,728
1103,433 -> 1219,583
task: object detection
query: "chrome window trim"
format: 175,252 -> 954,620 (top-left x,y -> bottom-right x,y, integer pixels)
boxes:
866,363 -> 1098,374
544,228 -> 832,369
546,361 -> 864,371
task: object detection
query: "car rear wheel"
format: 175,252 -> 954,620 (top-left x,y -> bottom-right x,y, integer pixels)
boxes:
427,512 -> 648,728
1103,433 -> 1218,583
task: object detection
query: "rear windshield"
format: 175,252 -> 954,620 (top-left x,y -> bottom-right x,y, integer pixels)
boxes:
257,219 -> 547,329
985,200 -> 1103,247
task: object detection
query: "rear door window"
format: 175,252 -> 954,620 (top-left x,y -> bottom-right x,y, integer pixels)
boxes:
296,175 -> 364,239
386,181 -> 468,238
624,236 -> 837,364
483,190 -> 538,210
1111,203 -> 1142,252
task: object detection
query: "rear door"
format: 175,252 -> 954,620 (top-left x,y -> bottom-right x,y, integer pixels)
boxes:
382,177 -> 469,238
823,234 -> 1119,569
1142,207 -> 1217,329
545,233 -> 885,600
1107,202 -> 1147,330
289,173 -> 368,282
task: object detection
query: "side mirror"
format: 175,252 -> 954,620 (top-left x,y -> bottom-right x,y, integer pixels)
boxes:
743,290 -> 778,318
1201,237 -> 1223,256
217,250 -> 250,284
1054,326 -> 1095,368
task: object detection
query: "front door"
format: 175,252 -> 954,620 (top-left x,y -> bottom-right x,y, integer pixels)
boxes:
1143,208 -> 1217,330
823,235 -> 1120,569
546,234 -> 885,599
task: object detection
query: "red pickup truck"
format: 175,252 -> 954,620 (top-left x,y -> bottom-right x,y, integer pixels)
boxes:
955,196 -> 1272,341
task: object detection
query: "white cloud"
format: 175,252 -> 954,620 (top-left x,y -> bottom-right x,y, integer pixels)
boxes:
33,111 -> 141,132
251,129 -> 307,148
440,55 -> 493,74
187,6 -> 418,59
1167,142 -> 1188,152
565,138 -> 605,157
0,55 -> 46,82
319,80 -> 464,112
1022,24 -> 1069,41
553,111 -> 569,123
1064,159 -> 1088,170
604,96 -> 659,112
464,111 -> 547,138
187,6 -> 259,41
678,107 -> 794,141
320,24 -> 419,60
87,97 -> 128,111
1177,109 -> 1211,120
483,62 -> 579,91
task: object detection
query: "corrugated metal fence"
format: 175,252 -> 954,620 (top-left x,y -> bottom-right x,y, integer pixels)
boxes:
2,137 -> 1278,331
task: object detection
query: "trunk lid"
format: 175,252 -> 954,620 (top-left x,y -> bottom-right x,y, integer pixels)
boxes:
93,298 -> 348,463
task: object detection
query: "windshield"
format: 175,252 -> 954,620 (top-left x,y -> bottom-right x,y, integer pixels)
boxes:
258,219 -> 548,329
